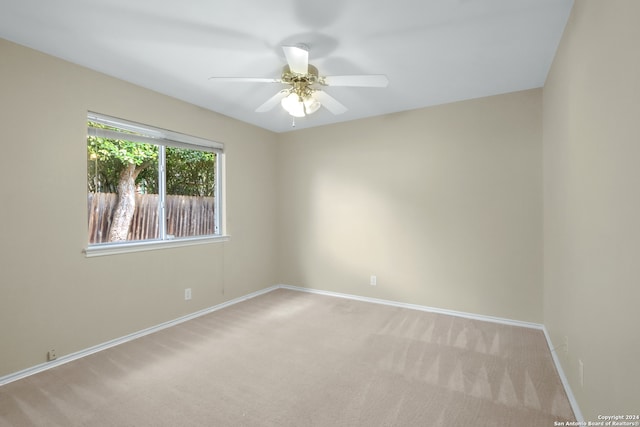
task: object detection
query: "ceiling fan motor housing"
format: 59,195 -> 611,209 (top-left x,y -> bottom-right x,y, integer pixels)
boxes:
281,64 -> 319,86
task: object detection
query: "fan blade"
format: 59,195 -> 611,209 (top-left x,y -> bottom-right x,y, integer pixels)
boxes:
321,75 -> 389,87
282,45 -> 309,75
314,91 -> 348,115
209,77 -> 282,83
255,90 -> 289,112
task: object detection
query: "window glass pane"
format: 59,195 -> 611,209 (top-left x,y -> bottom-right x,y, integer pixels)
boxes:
165,147 -> 217,238
87,126 -> 160,243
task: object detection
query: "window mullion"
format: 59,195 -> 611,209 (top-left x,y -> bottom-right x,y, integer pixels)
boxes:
159,146 -> 167,241
214,153 -> 221,235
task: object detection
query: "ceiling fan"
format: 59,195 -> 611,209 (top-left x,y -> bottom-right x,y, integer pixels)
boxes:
209,45 -> 389,119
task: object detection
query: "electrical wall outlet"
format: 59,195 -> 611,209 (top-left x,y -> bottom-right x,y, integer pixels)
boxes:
47,349 -> 57,361
370,275 -> 377,286
184,288 -> 192,300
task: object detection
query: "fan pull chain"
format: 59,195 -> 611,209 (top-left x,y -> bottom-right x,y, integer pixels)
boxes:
292,117 -> 296,128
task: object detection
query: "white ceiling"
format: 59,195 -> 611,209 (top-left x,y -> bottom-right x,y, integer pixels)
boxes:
0,0 -> 573,133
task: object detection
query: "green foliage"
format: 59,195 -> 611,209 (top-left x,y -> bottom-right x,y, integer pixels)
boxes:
87,122 -> 215,196
166,147 -> 216,197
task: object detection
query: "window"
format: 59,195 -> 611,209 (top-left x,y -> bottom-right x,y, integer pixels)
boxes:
86,112 -> 224,256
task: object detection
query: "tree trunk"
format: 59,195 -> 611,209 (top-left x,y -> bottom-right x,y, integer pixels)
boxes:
108,163 -> 142,242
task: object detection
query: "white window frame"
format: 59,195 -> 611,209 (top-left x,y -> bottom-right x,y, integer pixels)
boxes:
84,112 -> 227,257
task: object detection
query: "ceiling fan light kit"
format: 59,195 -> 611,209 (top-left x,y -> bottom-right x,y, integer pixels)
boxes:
281,91 -> 321,118
209,45 -> 388,121
279,64 -> 322,117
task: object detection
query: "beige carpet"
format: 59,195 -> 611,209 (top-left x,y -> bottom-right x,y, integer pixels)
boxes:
0,288 -> 575,426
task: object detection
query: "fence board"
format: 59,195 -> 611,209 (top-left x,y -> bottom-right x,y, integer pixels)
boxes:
88,193 -> 215,244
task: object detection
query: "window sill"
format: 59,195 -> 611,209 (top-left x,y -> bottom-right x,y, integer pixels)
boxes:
84,235 -> 230,258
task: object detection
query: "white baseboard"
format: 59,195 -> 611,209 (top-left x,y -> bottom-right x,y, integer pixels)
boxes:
278,284 -> 544,330
277,284 -> 584,422
0,285 -> 279,387
542,326 -> 585,422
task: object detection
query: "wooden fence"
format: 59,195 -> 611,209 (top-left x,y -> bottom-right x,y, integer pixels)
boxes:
88,192 -> 215,244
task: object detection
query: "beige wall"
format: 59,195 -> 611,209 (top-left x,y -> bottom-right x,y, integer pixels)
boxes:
278,89 -> 543,323
543,0 -> 640,419
0,39 -> 278,377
